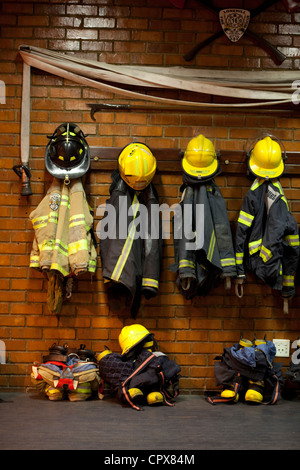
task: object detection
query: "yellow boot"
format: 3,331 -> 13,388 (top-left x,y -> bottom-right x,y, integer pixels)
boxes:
245,380 -> 264,404
128,388 -> 145,405
147,391 -> 164,405
45,384 -> 65,401
220,384 -> 239,403
68,382 -> 92,402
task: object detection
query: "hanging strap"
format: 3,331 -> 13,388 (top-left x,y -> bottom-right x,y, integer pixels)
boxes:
13,61 -> 32,196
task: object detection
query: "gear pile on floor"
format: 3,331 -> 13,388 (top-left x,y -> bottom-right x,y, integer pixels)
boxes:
30,325 -> 182,410
31,343 -> 102,402
205,336 -> 284,405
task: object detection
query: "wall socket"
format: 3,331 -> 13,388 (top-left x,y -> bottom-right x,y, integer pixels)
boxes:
273,339 -> 290,357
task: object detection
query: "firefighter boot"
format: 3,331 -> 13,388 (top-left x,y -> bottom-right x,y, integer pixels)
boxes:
128,388 -> 145,406
68,382 -> 92,402
147,391 -> 164,405
220,384 -> 239,403
45,384 -> 65,401
245,380 -> 264,404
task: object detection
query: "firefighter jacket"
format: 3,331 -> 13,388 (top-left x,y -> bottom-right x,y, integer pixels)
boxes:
172,179 -> 237,299
29,178 -> 97,312
235,178 -> 299,298
99,170 -> 162,318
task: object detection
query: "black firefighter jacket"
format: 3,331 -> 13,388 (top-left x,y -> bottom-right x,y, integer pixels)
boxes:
235,178 -> 300,298
100,170 -> 162,317
172,179 -> 237,299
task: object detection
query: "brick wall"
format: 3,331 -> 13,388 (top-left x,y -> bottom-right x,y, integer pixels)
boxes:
1,0 -> 300,394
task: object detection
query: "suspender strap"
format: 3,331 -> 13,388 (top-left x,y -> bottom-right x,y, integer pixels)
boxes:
122,354 -> 155,411
261,373 -> 281,405
206,375 -> 241,405
157,369 -> 175,407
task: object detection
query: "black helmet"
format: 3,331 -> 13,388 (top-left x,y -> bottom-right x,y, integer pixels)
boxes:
45,123 -> 90,182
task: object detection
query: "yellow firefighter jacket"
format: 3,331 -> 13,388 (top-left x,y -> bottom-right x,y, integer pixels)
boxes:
29,178 -> 97,305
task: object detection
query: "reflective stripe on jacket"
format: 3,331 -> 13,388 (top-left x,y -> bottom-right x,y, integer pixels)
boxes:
29,178 -> 97,277
235,178 -> 299,297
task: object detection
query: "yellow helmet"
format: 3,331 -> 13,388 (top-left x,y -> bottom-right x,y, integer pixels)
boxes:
118,143 -> 156,190
248,136 -> 284,178
119,324 -> 151,356
182,134 -> 219,180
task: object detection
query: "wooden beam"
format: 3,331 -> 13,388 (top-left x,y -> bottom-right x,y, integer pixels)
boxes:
90,147 -> 300,176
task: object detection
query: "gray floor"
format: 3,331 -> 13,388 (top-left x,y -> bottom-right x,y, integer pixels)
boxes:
0,391 -> 300,451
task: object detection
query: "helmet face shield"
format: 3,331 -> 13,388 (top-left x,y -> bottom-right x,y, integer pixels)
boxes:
118,143 -> 156,190
248,135 -> 285,179
45,123 -> 90,181
49,139 -> 85,169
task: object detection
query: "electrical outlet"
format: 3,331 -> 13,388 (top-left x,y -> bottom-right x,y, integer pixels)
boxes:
273,339 -> 290,357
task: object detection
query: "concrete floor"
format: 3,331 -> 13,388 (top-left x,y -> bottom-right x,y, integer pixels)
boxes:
1,391 -> 300,452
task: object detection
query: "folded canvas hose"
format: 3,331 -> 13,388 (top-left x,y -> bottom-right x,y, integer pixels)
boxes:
19,45 -> 296,109
16,44 -> 299,199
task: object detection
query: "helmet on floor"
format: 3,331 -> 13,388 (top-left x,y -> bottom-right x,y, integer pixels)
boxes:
119,324 -> 153,356
45,122 -> 90,182
118,142 -> 156,190
182,134 -> 220,181
248,136 -> 284,179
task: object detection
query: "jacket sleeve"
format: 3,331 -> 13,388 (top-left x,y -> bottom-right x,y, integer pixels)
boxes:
139,183 -> 162,299
253,181 -> 300,297
173,186 -> 198,298
175,186 -> 197,279
208,182 -> 236,278
235,179 -> 264,279
68,179 -> 97,276
29,236 -> 41,270
272,182 -> 299,298
235,193 -> 254,279
259,186 -> 300,297
29,178 -> 62,272
281,211 -> 300,297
